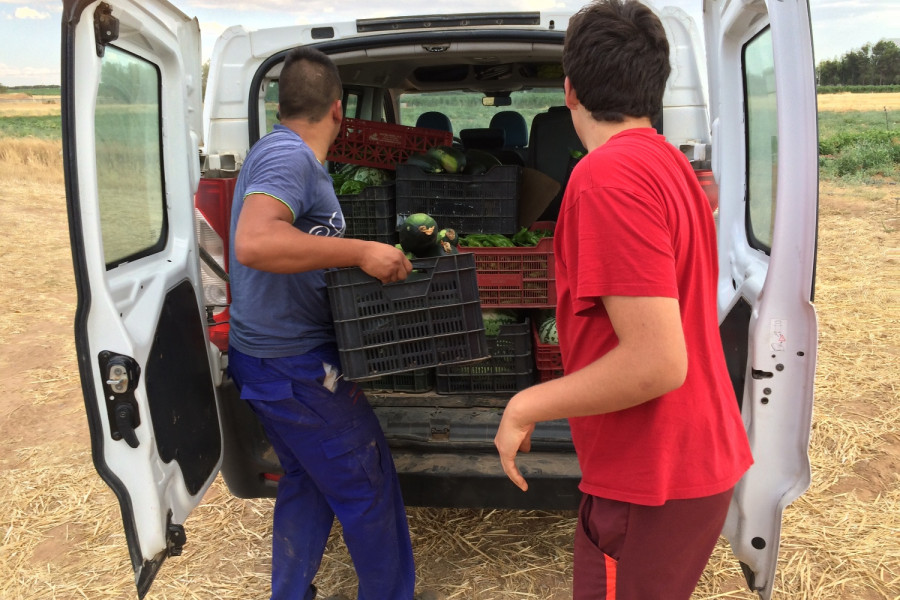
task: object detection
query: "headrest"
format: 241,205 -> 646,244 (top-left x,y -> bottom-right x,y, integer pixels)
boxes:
489,111 -> 528,148
415,111 -> 453,133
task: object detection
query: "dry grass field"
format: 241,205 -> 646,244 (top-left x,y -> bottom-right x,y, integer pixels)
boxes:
0,94 -> 897,599
816,92 -> 900,112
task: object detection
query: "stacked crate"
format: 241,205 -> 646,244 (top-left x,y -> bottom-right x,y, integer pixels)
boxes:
326,119 -> 563,390
328,119 -> 452,247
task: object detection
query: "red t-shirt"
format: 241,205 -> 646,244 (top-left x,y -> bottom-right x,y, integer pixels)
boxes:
554,128 -> 753,505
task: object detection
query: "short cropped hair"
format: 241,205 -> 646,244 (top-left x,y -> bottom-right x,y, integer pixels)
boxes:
278,47 -> 342,122
562,0 -> 670,122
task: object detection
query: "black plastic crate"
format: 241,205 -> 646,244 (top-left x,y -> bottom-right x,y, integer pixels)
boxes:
338,183 -> 398,244
326,253 -> 489,381
436,319 -> 534,394
358,369 -> 435,393
394,164 -> 520,234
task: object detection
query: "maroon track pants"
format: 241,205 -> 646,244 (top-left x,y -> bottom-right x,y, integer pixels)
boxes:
573,488 -> 734,600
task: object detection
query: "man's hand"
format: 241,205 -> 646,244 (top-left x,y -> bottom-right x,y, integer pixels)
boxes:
494,395 -> 536,492
359,242 -> 413,283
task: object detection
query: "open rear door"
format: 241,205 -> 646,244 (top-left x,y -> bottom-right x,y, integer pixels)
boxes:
705,0 -> 818,598
61,1 -> 221,597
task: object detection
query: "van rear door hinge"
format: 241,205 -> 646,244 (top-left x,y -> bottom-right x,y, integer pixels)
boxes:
94,2 -> 119,57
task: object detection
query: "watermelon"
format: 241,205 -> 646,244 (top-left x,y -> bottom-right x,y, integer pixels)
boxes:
538,316 -> 558,345
399,213 -> 441,258
482,309 -> 517,337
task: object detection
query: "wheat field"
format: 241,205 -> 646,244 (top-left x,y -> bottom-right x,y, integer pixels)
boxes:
0,94 -> 898,599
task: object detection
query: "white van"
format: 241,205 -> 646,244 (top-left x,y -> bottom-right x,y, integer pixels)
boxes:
60,1 -> 819,598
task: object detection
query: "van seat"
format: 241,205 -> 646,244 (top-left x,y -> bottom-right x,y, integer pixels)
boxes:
527,106 -> 586,220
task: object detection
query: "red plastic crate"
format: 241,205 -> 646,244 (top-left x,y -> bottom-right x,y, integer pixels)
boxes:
459,222 -> 556,308
327,118 -> 452,170
532,318 -> 563,382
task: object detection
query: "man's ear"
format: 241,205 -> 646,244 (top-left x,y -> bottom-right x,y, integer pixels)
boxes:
564,77 -> 580,110
331,98 -> 343,123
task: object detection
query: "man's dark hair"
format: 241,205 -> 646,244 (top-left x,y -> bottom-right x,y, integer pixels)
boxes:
278,47 -> 342,122
562,0 -> 670,123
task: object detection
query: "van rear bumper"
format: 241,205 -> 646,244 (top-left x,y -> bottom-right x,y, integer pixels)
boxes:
218,381 -> 581,509
391,449 -> 581,510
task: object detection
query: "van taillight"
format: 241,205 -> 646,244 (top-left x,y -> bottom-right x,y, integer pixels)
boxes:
195,177 -> 236,351
695,169 -> 719,212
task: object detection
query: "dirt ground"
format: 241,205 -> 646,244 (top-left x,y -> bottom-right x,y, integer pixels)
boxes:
0,97 -> 898,599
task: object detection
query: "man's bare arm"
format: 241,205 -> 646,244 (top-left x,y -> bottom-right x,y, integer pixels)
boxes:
233,193 -> 411,283
494,295 -> 687,490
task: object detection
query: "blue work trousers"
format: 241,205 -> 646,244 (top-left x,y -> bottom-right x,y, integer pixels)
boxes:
228,346 -> 416,600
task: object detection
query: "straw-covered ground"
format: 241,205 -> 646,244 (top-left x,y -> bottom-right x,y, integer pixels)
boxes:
0,104 -> 897,598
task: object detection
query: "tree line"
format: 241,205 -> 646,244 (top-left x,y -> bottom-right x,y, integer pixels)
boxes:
817,40 -> 900,86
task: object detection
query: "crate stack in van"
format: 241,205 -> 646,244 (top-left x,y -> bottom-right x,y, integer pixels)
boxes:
325,118 -> 563,391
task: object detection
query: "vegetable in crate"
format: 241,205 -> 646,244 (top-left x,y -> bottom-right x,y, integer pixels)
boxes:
458,233 -> 515,248
426,145 -> 467,174
462,149 -> 502,175
404,153 -> 444,173
399,213 -> 441,258
333,165 -> 392,195
482,309 -> 518,337
511,226 -> 553,247
338,179 -> 367,195
437,228 -> 459,255
538,315 -> 558,345
352,166 -> 390,186
331,171 -> 348,193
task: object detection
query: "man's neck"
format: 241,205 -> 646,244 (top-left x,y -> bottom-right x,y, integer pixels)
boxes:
572,108 -> 653,152
280,118 -> 337,164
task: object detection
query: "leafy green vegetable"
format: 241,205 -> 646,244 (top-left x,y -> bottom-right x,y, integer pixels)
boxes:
352,166 -> 389,186
338,179 -> 367,195
458,234 -> 515,248
511,226 -> 553,247
331,172 -> 348,192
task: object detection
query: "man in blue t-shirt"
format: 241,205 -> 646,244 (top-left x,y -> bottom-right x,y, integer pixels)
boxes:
227,46 -> 416,600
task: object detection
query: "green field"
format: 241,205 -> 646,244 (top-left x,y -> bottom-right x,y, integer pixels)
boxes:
6,86 -> 61,96
0,115 -> 62,140
3,99 -> 897,181
817,110 -> 899,180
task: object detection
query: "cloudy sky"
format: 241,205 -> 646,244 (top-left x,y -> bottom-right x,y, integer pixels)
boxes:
1,0 -> 897,87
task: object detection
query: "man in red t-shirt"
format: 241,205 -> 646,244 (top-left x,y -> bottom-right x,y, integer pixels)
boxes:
493,1 -> 753,598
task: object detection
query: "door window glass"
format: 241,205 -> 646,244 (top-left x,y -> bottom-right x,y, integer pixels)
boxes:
743,28 -> 776,252
343,89 -> 360,118
265,81 -> 278,132
96,46 -> 165,268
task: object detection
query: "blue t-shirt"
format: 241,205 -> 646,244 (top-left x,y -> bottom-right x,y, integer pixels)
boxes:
228,124 -> 345,358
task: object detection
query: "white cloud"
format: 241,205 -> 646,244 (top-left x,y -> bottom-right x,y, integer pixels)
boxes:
0,61 -> 58,83
14,6 -> 49,19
